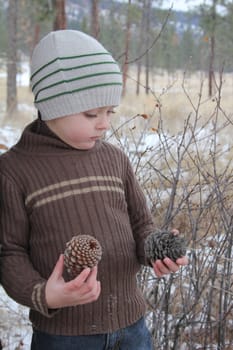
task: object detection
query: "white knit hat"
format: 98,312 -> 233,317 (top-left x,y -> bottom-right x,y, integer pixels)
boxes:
30,30 -> 122,120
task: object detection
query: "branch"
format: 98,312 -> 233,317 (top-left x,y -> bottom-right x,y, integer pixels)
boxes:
125,7 -> 172,64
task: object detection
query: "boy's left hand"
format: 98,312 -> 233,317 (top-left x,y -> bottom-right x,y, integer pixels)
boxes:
152,256 -> 188,278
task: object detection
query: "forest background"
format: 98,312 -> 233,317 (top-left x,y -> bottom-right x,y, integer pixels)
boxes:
1,1 -> 233,349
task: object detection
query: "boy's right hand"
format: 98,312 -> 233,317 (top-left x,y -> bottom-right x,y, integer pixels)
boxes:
45,254 -> 101,309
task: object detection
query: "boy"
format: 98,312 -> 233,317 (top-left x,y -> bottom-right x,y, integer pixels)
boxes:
0,30 -> 188,350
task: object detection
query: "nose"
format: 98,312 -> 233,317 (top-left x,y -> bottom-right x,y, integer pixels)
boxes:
96,114 -> 110,130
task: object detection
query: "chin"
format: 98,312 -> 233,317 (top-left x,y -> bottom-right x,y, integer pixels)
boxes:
74,141 -> 95,150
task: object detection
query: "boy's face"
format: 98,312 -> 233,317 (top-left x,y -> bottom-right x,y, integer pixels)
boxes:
46,106 -> 115,150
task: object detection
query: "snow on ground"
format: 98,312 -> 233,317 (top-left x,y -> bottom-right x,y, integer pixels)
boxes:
16,62 -> 30,87
0,126 -> 21,153
0,287 -> 32,350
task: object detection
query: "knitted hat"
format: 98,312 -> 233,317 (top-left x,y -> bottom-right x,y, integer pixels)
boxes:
30,30 -> 122,120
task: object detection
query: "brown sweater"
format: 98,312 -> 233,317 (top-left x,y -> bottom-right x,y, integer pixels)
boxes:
0,119 -> 155,336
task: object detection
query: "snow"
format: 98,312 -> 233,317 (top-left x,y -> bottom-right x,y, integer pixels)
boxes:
16,62 -> 30,87
0,287 -> 32,349
0,126 -> 21,153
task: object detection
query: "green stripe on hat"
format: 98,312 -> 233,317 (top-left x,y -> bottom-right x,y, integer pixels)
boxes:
35,82 -> 122,103
34,71 -> 122,101
31,61 -> 118,92
30,52 -> 111,81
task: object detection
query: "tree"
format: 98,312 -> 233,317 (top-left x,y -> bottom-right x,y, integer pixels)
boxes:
90,0 -> 99,39
7,0 -> 17,113
136,0 -> 146,95
175,26 -> 199,71
144,0 -> 152,94
215,1 -> 233,71
122,0 -> 132,96
0,1 -> 7,55
208,0 -> 217,97
199,0 -> 225,96
53,0 -> 66,30
98,5 -> 124,60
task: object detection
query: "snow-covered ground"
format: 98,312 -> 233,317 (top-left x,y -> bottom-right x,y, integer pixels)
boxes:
0,287 -> 32,349
0,126 -> 21,153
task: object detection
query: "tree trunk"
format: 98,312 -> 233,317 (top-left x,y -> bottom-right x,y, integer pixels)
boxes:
33,23 -> 41,50
208,0 -> 217,97
145,0 -> 151,95
7,0 -> 17,113
136,62 -> 142,95
53,0 -> 66,30
136,0 -> 146,95
122,0 -> 131,96
208,34 -> 215,97
91,0 -> 99,39
28,23 -> 41,82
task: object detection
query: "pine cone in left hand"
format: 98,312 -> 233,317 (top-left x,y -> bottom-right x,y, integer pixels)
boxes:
144,230 -> 186,263
64,235 -> 102,278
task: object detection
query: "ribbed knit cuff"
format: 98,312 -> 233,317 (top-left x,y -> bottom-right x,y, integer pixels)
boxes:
32,282 -> 59,318
37,84 -> 122,120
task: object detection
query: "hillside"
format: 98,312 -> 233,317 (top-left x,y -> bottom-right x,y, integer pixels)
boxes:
66,0 -> 200,34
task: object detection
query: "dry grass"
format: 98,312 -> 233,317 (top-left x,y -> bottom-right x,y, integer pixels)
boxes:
0,72 -> 35,129
119,68 -> 233,131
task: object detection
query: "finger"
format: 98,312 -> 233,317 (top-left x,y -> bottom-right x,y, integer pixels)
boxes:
89,280 -> 101,301
153,263 -> 164,278
176,256 -> 189,266
153,260 -> 171,276
86,266 -> 98,283
50,254 -> 64,280
65,273 -> 101,306
76,267 -> 99,295
65,268 -> 91,292
76,267 -> 92,283
73,267 -> 100,302
158,259 -> 174,273
77,280 -> 101,305
163,258 -> 179,272
84,277 -> 101,300
171,228 -> 179,236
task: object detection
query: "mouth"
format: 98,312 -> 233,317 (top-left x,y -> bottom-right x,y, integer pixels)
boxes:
90,136 -> 102,141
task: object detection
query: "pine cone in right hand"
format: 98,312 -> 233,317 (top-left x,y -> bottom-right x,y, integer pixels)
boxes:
144,230 -> 186,263
64,235 -> 102,278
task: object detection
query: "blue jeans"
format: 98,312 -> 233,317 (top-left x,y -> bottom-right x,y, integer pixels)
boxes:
31,317 -> 153,350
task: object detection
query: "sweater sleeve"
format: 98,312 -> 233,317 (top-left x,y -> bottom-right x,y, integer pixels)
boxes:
124,155 -> 155,265
0,172 -> 57,317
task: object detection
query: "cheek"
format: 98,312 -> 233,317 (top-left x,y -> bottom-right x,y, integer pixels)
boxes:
66,128 -> 83,141
59,118 -> 94,142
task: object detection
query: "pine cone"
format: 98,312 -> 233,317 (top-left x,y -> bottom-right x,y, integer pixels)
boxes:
144,230 -> 186,263
64,235 -> 102,278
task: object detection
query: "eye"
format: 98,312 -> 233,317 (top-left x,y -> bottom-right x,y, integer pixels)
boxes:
107,109 -> 116,115
84,113 -> 97,118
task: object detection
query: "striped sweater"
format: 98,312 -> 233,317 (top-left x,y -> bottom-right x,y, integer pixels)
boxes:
0,119 -> 155,336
